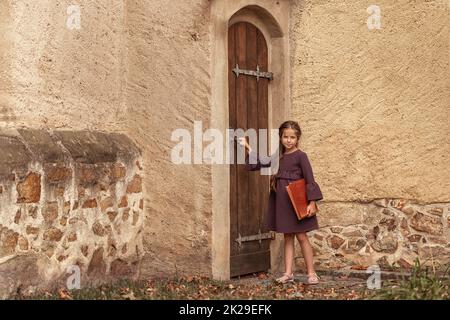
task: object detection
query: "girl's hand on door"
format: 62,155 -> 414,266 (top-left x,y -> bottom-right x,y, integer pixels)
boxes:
237,137 -> 252,153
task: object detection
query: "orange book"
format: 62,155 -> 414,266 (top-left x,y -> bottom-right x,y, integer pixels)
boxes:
286,179 -> 318,220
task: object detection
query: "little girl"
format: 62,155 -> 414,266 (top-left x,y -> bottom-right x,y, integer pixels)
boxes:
238,120 -> 323,284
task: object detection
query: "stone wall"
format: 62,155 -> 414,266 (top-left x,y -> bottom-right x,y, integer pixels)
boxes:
0,129 -> 143,298
304,199 -> 450,270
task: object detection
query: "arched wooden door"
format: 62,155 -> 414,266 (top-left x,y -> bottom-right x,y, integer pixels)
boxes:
228,22 -> 271,277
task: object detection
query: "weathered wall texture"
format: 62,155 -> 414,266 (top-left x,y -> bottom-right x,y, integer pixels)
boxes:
0,129 -> 143,298
125,0 -> 213,277
0,0 -> 128,131
0,0 -> 214,284
288,0 -> 450,270
290,0 -> 450,202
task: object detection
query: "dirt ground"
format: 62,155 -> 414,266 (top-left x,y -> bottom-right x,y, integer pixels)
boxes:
12,271 -> 405,300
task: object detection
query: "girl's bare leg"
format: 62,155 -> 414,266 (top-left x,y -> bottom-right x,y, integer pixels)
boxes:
283,233 -> 295,275
296,233 -> 315,275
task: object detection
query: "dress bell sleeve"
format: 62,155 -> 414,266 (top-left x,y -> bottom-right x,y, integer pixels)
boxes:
245,150 -> 272,171
299,152 -> 323,201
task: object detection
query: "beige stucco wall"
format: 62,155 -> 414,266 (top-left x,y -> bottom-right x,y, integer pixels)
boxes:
125,0 -> 213,277
0,0 -> 128,131
290,0 -> 450,203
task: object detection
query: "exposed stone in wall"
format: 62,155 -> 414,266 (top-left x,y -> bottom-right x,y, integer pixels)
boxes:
302,199 -> 450,271
0,129 -> 143,298
16,173 -> 41,203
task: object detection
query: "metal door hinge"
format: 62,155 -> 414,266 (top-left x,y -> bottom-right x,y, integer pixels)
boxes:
235,229 -> 275,248
232,64 -> 273,81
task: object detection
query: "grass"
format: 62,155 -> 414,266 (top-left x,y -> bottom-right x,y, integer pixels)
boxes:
13,276 -> 251,300
369,258 -> 450,300
14,274 -> 367,300
12,259 -> 450,300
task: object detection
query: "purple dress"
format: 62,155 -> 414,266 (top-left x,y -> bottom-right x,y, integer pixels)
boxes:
245,149 -> 323,234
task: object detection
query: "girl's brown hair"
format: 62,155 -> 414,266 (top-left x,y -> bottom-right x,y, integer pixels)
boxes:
270,120 -> 302,192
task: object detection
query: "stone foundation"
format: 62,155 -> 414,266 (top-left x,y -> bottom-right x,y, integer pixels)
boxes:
303,199 -> 450,270
0,129 -> 143,298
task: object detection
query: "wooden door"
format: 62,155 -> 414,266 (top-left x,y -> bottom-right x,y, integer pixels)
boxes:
228,22 -> 271,277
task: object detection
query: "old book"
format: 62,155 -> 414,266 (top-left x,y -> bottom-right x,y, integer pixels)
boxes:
285,179 -> 317,220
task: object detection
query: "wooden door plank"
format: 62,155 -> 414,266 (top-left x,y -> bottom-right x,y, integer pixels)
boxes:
257,29 -> 270,253
235,22 -> 249,258
228,24 -> 238,256
230,250 -> 271,277
245,23 -> 260,251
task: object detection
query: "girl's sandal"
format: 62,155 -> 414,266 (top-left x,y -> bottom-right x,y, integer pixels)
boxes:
307,272 -> 320,285
275,273 -> 294,284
